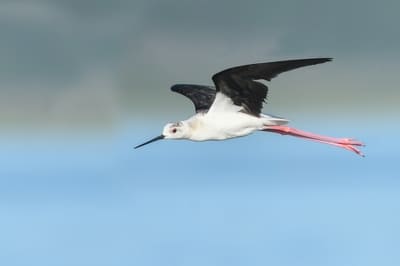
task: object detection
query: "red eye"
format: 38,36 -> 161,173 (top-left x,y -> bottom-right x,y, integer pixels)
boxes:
172,128 -> 177,133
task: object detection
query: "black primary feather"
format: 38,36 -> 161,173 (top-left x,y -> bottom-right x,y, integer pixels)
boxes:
171,84 -> 216,113
212,58 -> 332,116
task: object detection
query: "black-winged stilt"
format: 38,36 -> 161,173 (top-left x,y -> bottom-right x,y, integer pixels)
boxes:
135,58 -> 364,156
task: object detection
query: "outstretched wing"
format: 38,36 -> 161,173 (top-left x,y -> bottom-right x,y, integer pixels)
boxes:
171,84 -> 216,113
211,58 -> 332,116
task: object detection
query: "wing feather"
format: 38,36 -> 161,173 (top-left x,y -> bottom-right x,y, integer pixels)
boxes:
211,58 -> 332,116
171,84 -> 216,113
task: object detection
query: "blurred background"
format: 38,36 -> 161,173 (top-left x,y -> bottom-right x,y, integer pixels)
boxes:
1,0 -> 399,265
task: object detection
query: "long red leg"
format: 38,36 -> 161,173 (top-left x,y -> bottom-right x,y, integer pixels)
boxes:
263,125 -> 365,157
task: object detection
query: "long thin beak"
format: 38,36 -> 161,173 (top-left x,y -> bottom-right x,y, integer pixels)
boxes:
134,135 -> 165,149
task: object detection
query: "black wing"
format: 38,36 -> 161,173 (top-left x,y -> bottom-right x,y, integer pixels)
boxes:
171,84 -> 216,113
211,58 -> 332,116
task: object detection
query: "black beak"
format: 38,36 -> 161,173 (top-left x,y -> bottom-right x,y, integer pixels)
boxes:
134,135 -> 165,149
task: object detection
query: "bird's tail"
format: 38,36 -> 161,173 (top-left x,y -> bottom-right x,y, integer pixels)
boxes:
261,114 -> 289,126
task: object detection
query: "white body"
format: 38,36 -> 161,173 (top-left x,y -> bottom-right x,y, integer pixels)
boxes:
162,93 -> 288,141
184,112 -> 286,141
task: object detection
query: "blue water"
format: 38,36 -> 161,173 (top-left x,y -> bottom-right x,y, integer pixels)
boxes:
1,122 -> 399,266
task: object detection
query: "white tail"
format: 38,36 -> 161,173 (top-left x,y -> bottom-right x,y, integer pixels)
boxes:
261,114 -> 289,126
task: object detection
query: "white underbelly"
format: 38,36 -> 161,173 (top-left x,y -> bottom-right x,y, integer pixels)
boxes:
189,112 -> 262,141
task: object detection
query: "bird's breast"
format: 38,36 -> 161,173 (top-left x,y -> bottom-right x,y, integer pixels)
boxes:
188,112 -> 262,141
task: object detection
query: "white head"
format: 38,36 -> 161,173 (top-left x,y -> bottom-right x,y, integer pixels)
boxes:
162,121 -> 189,139
134,121 -> 189,149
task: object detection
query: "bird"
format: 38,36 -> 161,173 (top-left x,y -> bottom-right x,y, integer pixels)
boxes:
135,58 -> 364,156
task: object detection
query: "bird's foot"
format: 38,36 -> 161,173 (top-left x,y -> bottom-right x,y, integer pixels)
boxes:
310,139 -> 365,157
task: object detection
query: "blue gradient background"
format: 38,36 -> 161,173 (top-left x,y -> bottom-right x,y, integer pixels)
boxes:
1,1 -> 399,266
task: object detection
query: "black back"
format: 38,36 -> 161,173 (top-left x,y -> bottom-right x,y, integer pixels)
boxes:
171,84 -> 216,113
212,58 -> 332,116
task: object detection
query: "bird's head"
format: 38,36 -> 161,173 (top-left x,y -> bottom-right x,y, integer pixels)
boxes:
134,121 -> 189,149
162,121 -> 189,139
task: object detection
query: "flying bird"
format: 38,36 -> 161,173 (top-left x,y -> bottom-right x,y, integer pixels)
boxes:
135,58 -> 364,156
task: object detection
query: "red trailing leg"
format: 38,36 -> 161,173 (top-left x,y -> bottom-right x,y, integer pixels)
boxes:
263,125 -> 365,156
